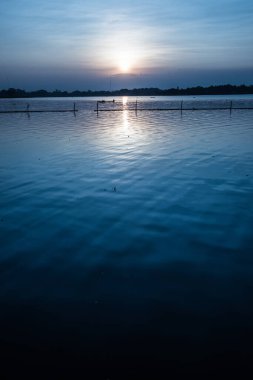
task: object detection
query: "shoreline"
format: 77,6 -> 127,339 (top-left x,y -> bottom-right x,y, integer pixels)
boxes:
1,84 -> 253,99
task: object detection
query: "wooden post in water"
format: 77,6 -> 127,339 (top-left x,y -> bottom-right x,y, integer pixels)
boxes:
135,99 -> 138,114
26,103 -> 30,112
230,100 -> 233,114
73,103 -> 76,112
181,100 -> 183,114
96,101 -> 99,113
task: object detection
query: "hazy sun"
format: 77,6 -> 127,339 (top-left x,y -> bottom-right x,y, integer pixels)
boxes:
120,61 -> 131,73
118,52 -> 133,73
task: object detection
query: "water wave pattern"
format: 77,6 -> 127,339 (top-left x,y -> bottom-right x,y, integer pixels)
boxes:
0,96 -> 253,375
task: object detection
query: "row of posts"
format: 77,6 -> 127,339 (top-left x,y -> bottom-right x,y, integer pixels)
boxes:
22,100 -> 234,114
96,100 -> 234,113
24,103 -> 76,113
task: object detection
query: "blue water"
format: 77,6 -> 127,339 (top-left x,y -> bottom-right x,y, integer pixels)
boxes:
0,96 -> 253,377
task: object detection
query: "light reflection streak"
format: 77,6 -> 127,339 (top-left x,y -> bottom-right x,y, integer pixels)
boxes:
122,110 -> 129,132
122,96 -> 128,106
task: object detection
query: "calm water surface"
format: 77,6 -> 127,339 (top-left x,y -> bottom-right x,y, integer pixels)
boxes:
0,96 -> 253,377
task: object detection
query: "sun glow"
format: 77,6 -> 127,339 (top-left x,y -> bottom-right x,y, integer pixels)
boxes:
120,61 -> 131,73
118,52 -> 134,73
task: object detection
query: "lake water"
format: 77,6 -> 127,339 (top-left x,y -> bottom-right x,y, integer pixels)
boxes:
1,95 -> 253,377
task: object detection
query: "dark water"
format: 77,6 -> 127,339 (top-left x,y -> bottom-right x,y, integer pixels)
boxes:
1,96 -> 253,377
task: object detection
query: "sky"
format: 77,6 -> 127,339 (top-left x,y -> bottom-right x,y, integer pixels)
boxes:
0,0 -> 253,90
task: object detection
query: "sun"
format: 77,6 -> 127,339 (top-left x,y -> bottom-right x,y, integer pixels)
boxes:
120,61 -> 131,73
118,52 -> 133,74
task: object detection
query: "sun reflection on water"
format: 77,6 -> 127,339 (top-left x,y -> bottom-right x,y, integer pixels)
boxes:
122,97 -> 129,131
122,96 -> 128,106
122,110 -> 129,131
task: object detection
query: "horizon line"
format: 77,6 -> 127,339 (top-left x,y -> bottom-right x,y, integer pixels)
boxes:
1,83 -> 253,92
1,84 -> 253,98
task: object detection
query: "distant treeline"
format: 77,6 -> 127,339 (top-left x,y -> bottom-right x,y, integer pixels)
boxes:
1,84 -> 253,98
